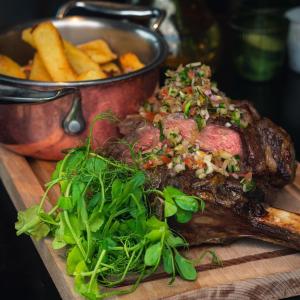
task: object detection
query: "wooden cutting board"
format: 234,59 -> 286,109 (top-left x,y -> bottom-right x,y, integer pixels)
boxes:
1,146 -> 300,300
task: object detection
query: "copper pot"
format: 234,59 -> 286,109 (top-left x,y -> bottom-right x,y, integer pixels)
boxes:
0,1 -> 167,160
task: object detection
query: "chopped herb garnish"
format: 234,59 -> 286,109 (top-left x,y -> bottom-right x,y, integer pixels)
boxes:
168,87 -> 178,97
184,101 -> 192,118
241,178 -> 256,192
179,68 -> 191,85
231,110 -> 241,126
195,116 -> 206,131
158,120 -> 164,141
198,70 -> 204,77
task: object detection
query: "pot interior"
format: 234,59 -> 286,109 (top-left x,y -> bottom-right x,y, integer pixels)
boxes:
0,16 -> 165,69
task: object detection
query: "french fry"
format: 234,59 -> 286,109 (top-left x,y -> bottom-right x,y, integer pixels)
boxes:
79,39 -> 117,64
119,52 -> 145,73
32,22 -> 76,82
5,22 -> 145,82
77,69 -> 107,81
0,55 -> 26,79
100,62 -> 121,76
29,53 -> 52,81
63,40 -> 102,75
22,29 -> 105,75
22,28 -> 36,48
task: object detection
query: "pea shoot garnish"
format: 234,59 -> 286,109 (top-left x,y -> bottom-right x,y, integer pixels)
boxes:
15,114 -> 220,300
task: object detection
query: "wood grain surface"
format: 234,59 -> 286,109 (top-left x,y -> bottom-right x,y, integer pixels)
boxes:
1,146 -> 300,300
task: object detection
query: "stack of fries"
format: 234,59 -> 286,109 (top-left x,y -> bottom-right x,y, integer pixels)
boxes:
0,22 -> 145,82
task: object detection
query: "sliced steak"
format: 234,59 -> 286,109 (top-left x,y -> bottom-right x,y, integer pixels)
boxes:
197,125 -> 243,156
162,113 -> 199,142
105,62 -> 298,250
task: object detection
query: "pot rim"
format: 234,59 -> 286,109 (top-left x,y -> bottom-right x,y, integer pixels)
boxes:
0,15 -> 168,87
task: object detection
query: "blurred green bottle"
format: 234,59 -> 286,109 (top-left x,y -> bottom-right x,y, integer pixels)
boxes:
229,0 -> 293,81
132,0 -> 221,69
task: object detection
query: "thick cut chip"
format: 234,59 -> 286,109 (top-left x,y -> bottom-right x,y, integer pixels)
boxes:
0,55 -> 26,79
101,62 -> 121,76
77,69 -> 107,81
32,22 -> 76,82
22,28 -> 35,48
64,40 -> 102,75
29,53 -> 52,81
119,52 -> 145,73
79,39 -> 117,64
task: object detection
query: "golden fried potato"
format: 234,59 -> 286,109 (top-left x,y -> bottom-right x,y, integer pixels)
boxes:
119,52 -> 145,73
8,22 -> 144,81
77,69 -> 107,81
100,62 -> 121,76
0,55 -> 26,79
29,53 -> 52,81
32,22 -> 76,81
79,39 -> 117,64
63,40 -> 102,75
22,28 -> 36,48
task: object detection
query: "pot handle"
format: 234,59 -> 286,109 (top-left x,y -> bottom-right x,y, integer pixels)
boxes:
0,81 -> 85,135
0,81 -> 75,104
56,1 -> 166,32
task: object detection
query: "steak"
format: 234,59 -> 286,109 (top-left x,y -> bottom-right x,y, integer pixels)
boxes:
109,63 -> 298,249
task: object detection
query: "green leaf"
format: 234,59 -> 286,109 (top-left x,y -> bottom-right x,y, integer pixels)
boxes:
87,192 -> 101,210
88,211 -> 104,232
52,217 -> 66,249
72,182 -> 85,205
163,189 -> 177,218
58,196 -> 73,210
79,196 -> 89,224
175,208 -> 193,224
64,150 -> 85,173
175,252 -> 197,281
146,216 -> 168,230
61,213 -> 81,244
60,180 -> 69,195
111,179 -> 123,199
51,160 -> 63,181
166,234 -> 187,248
164,186 -> 185,197
67,246 -> 84,275
163,248 -> 174,275
101,237 -> 117,250
128,172 -> 145,189
52,238 -> 66,250
145,229 -> 164,242
15,205 -> 50,240
109,220 -> 120,235
74,260 -> 100,300
144,242 -> 162,266
85,157 -> 107,174
129,189 -> 145,218
39,212 -> 58,226
174,195 -> 198,213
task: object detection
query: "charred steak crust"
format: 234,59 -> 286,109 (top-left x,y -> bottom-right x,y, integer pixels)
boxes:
257,118 -> 296,186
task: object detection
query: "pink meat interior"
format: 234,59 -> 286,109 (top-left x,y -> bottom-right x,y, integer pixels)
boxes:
134,121 -> 242,157
197,125 -> 242,156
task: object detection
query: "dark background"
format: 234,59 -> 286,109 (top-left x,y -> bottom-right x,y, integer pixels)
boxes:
0,0 -> 300,299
